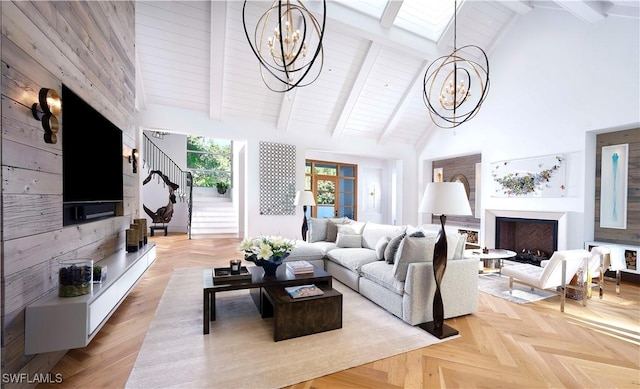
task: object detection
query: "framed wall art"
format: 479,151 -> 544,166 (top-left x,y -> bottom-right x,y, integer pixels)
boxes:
433,168 -> 443,182
600,143 -> 628,229
491,154 -> 566,197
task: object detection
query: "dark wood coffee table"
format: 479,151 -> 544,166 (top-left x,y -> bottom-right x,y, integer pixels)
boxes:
202,264 -> 333,334
263,284 -> 342,341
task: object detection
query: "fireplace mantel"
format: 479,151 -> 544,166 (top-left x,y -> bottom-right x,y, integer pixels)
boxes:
485,209 -> 568,251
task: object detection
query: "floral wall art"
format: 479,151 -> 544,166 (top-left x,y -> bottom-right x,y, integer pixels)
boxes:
599,144 -> 628,229
491,154 -> 566,197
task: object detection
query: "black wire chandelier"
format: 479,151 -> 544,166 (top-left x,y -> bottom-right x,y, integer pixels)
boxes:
242,0 -> 326,93
423,0 -> 490,129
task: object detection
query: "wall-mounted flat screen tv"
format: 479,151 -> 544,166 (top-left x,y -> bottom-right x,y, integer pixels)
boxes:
62,85 -> 123,224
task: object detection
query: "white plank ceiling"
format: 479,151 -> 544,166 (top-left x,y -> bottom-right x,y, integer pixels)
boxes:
135,0 -> 639,148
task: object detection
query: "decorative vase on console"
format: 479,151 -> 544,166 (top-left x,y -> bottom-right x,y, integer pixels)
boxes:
240,235 -> 295,279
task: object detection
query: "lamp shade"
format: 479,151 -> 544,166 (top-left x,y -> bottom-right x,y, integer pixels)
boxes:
294,190 -> 316,206
419,182 -> 472,216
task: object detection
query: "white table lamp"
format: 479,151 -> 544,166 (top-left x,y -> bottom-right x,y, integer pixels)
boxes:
294,190 -> 316,241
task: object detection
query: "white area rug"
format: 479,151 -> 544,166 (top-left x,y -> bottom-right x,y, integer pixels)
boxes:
478,273 -> 556,304
126,268 -> 446,389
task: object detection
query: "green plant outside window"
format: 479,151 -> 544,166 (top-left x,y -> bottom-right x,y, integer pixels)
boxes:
187,136 -> 232,188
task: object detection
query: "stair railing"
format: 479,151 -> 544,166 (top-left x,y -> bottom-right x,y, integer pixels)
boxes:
142,133 -> 193,239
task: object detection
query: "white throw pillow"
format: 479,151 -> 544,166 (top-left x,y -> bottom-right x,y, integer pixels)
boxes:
455,233 -> 467,259
336,233 -> 362,248
374,236 -> 391,260
392,235 -> 437,281
308,218 -> 328,242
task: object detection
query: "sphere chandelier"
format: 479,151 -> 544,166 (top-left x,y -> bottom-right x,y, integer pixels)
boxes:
423,0 -> 490,129
242,0 -> 326,93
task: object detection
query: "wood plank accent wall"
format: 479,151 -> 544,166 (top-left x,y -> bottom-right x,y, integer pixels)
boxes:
1,0 -> 136,380
595,128 -> 640,245
431,154 -> 481,228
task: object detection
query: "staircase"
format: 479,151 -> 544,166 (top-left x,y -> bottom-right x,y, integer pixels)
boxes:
190,195 -> 239,238
143,134 -> 193,238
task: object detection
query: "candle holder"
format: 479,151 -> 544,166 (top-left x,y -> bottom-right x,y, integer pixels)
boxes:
230,259 -> 242,275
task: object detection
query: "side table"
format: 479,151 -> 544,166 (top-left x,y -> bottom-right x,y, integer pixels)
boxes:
464,249 -> 517,275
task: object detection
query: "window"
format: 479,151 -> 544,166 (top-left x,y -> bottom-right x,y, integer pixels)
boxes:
186,136 -> 231,188
305,160 -> 357,219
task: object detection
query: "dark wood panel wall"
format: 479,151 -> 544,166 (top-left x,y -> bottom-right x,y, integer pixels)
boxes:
1,0 -> 136,379
595,128 -> 640,245
431,153 -> 481,229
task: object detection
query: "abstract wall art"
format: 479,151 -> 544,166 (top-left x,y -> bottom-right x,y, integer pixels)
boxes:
259,141 -> 297,215
600,144 -> 628,229
491,154 -> 566,197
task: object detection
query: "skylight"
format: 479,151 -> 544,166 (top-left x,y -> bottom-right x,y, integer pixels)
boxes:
331,0 -> 388,19
331,0 -> 457,43
394,0 -> 456,41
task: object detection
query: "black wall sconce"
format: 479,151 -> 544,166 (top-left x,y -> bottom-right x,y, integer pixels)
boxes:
129,148 -> 139,173
32,88 -> 61,144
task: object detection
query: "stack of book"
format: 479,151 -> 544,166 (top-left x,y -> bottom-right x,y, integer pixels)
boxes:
285,284 -> 324,299
286,260 -> 314,275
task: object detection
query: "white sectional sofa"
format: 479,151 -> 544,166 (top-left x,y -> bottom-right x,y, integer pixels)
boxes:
286,218 -> 479,325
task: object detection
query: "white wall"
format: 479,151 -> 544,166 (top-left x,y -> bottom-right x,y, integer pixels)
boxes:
136,109 -> 417,239
417,8 -> 640,249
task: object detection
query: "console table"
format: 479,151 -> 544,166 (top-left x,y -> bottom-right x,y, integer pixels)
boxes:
585,241 -> 639,295
25,243 -> 156,355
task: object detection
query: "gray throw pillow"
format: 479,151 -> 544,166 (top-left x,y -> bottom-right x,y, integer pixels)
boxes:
336,233 -> 362,248
326,218 -> 348,242
374,236 -> 391,260
384,233 -> 406,264
392,235 -> 437,281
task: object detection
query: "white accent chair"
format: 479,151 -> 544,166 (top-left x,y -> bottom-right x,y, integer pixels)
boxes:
586,246 -> 612,299
541,246 -> 614,299
501,249 -> 590,312
607,245 -> 627,295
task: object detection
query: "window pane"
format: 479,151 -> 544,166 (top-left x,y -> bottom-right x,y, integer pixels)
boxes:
187,152 -> 217,169
340,179 -> 354,192
315,163 -> 337,176
191,171 -> 214,187
340,193 -> 354,206
317,206 -> 334,218
305,176 -> 312,191
187,136 -> 232,188
305,161 -> 312,174
187,136 -> 230,152
340,207 -> 354,219
317,180 -> 335,205
340,166 -> 355,177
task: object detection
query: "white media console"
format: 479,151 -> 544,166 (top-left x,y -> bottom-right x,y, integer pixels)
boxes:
25,243 -> 156,355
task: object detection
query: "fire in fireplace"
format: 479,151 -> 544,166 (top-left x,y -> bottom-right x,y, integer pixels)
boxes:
496,217 -> 558,266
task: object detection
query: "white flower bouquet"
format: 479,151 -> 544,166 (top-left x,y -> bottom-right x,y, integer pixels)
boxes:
240,235 -> 296,264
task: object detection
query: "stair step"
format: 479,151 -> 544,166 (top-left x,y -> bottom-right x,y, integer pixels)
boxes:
189,195 -> 239,236
191,228 -> 239,235
192,221 -> 238,228
193,197 -> 232,203
190,232 -> 240,239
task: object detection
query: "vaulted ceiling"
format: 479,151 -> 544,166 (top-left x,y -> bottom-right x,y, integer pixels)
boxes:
135,0 -> 639,149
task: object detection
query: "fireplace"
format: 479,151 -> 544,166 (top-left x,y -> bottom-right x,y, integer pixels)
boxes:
485,210 -> 568,254
496,217 -> 558,265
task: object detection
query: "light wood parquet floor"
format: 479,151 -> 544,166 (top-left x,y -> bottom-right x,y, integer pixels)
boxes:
39,233 -> 640,389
